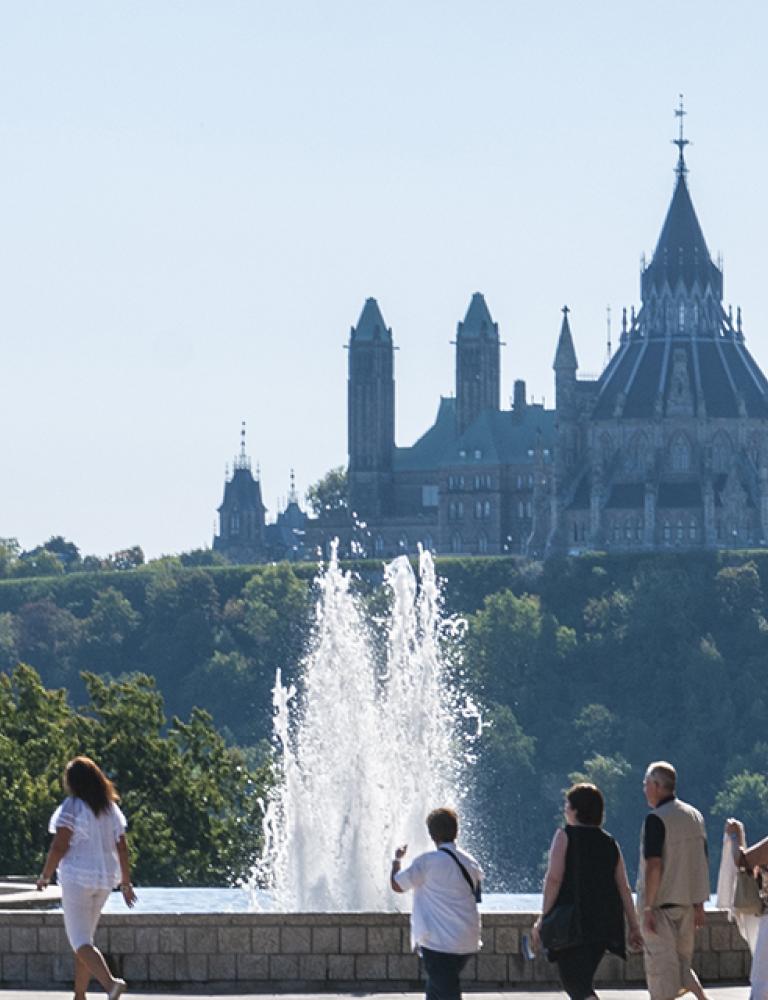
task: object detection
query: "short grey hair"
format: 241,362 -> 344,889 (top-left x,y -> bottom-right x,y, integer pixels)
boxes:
646,761 -> 676,792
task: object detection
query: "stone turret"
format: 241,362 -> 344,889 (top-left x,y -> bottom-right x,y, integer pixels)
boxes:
455,292 -> 500,434
347,297 -> 395,519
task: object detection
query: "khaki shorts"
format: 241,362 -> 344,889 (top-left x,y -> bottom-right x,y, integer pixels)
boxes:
643,905 -> 696,1000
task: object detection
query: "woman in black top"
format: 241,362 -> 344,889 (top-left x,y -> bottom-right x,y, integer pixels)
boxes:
532,783 -> 643,1000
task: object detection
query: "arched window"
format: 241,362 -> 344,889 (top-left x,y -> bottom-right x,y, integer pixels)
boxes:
478,532 -> 488,554
663,521 -> 671,542
635,517 -> 643,541
676,519 -> 684,542
670,434 -> 691,473
689,518 -> 697,541
451,532 -> 462,554
374,535 -> 385,555
679,303 -> 686,330
475,501 -> 483,519
518,500 -> 525,518
448,502 -> 456,520
525,501 -> 533,518
483,500 -> 491,518
230,512 -> 240,535
712,432 -> 732,473
628,432 -> 650,473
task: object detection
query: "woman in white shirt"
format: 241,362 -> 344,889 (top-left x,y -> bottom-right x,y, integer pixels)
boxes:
37,756 -> 137,1000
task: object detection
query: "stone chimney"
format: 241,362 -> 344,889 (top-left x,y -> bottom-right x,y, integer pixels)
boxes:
513,379 -> 527,413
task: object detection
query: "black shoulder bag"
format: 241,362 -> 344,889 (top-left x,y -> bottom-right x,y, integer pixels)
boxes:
539,833 -> 582,957
439,846 -> 482,902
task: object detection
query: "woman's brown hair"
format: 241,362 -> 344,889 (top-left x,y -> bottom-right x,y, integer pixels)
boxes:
64,756 -> 119,816
566,782 -> 604,826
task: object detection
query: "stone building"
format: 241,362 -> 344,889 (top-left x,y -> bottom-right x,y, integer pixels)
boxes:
215,118 -> 768,562
549,136 -> 768,554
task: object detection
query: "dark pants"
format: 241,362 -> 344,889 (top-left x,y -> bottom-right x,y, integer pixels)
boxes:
555,941 -> 606,1000
420,947 -> 471,1000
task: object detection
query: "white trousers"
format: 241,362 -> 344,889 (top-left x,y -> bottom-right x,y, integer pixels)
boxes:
61,884 -> 111,951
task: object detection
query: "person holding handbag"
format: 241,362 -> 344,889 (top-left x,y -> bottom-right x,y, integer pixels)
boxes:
37,756 -> 137,1000
723,817 -> 768,999
390,806 -> 482,1000
532,782 -> 642,1000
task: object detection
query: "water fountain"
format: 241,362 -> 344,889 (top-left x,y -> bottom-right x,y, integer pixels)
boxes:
252,543 -> 478,911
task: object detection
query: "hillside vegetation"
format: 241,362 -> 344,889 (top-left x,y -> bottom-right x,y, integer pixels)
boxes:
2,549 -> 767,888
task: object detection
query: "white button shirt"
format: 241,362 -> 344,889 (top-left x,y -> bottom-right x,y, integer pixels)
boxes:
395,844 -> 482,954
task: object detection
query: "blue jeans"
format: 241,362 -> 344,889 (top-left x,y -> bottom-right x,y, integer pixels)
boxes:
420,946 -> 471,1000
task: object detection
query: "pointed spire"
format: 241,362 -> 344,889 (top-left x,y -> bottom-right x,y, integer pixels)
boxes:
288,468 -> 298,504
641,101 -> 723,300
234,420 -> 251,471
673,93 -> 690,179
350,297 -> 392,342
553,305 -> 578,371
457,292 -> 498,340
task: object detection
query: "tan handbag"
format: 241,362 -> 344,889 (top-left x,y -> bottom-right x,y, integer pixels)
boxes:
734,869 -> 765,916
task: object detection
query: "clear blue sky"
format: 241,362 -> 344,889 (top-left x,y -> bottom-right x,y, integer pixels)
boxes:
2,1 -> 767,557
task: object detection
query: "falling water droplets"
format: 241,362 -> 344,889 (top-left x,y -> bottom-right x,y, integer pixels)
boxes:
251,541 -> 479,911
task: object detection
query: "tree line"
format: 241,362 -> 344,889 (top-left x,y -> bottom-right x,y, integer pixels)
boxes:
2,546 -> 768,888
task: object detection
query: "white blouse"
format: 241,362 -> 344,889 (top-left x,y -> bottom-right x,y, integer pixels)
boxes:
49,796 -> 127,889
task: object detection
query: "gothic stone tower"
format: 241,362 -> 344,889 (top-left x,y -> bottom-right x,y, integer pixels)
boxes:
347,297 -> 395,518
213,424 -> 267,562
455,292 -> 500,434
551,105 -> 768,553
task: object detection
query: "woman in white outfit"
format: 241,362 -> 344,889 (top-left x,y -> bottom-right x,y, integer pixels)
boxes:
37,756 -> 137,1000
719,818 -> 768,1000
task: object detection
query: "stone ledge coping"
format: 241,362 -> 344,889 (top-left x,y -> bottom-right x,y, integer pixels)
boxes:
0,883 -> 61,910
0,909 -> 750,991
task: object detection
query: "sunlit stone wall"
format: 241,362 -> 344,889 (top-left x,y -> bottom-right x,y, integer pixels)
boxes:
0,910 -> 750,988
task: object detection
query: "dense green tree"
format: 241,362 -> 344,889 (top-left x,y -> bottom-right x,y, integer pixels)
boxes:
78,588 -> 140,675
305,466 -> 348,516
0,665 -> 270,884
712,771 -> 768,852
16,549 -> 65,578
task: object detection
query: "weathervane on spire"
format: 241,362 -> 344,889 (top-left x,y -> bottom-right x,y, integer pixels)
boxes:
673,93 -> 690,178
234,419 -> 251,471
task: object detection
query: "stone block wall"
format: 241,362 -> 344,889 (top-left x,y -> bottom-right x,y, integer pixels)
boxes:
0,909 -> 751,990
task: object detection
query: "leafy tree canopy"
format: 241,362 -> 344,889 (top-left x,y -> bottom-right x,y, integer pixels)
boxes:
305,466 -> 348,517
0,664 -> 271,884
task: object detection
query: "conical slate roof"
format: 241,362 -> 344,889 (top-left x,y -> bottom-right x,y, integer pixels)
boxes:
218,467 -> 265,512
553,307 -> 578,370
351,297 -> 391,342
457,292 -> 497,340
641,172 -> 722,298
589,153 -> 768,421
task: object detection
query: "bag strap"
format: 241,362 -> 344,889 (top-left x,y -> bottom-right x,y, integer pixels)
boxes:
439,846 -> 478,896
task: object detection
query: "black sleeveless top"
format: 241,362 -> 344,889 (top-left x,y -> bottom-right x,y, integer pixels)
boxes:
553,825 -> 625,957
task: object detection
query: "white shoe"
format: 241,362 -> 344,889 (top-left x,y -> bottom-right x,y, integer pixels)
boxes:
108,979 -> 127,1000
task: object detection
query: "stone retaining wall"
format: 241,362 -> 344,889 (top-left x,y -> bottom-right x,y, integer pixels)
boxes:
0,909 -> 750,990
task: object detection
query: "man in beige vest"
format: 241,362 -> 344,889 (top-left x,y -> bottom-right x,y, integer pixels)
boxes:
636,761 -> 710,1000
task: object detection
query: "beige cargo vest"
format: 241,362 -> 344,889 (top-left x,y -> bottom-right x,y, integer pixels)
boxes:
636,797 -> 710,908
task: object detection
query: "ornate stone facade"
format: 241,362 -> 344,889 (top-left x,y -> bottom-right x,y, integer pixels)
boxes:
549,144 -> 768,554
215,129 -> 768,562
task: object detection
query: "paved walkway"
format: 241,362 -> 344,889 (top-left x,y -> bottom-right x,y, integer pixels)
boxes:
0,989 -> 752,999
